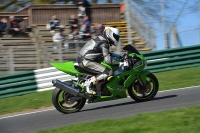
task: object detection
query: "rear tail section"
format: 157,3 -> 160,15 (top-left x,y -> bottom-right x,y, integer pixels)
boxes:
50,61 -> 86,76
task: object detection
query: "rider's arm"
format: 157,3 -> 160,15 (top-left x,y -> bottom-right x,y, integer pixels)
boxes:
100,43 -> 119,65
110,52 -> 123,58
110,53 -> 122,62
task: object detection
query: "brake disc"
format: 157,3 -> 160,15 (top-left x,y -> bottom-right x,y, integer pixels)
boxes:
134,81 -> 151,94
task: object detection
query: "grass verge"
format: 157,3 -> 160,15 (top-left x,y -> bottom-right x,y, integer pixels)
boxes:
155,66 -> 200,90
0,66 -> 200,116
0,90 -> 53,115
35,106 -> 200,133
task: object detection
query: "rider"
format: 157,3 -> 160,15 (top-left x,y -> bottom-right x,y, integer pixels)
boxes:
77,27 -> 121,95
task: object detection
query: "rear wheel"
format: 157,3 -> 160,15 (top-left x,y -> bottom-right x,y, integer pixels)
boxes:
52,81 -> 86,114
128,73 -> 159,102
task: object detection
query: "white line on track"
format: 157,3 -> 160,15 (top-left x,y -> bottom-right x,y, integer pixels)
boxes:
159,85 -> 200,93
0,108 -> 55,120
0,85 -> 200,120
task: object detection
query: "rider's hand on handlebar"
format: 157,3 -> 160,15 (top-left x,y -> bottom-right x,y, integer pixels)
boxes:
120,54 -> 128,61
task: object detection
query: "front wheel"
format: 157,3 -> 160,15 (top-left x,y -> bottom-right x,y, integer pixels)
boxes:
52,81 -> 86,114
128,73 -> 159,102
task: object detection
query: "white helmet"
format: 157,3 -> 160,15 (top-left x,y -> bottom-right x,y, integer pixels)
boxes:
103,27 -> 120,46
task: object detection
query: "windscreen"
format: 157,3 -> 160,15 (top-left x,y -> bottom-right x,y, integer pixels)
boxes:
123,44 -> 140,55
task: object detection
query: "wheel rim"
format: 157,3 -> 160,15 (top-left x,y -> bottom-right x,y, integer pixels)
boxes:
131,76 -> 156,99
57,90 -> 82,111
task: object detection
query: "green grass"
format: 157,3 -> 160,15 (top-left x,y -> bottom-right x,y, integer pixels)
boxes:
0,90 -> 53,115
155,66 -> 200,91
0,66 -> 200,116
35,106 -> 200,133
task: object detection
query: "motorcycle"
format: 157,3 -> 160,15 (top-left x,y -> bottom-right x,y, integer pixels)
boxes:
51,44 -> 159,114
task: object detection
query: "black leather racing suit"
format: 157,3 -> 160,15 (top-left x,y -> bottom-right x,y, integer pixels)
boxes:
77,35 -> 119,81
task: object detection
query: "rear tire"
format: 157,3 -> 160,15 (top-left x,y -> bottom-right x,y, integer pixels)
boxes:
52,81 -> 86,114
128,73 -> 159,102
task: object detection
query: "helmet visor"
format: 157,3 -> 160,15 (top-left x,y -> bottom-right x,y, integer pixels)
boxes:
113,33 -> 119,42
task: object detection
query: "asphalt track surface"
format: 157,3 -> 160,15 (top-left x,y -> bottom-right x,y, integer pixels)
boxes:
1,86 -> 200,133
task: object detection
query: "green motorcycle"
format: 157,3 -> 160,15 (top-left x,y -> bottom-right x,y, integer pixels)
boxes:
51,44 -> 159,114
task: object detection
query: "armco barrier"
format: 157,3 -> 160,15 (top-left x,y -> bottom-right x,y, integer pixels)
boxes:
0,67 -> 75,99
0,71 -> 37,99
143,44 -> 200,73
0,44 -> 200,99
34,67 -> 75,92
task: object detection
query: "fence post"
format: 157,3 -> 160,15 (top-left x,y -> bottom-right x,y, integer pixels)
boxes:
117,40 -> 122,53
147,25 -> 151,46
172,25 -> 177,48
58,41 -> 63,62
75,39 -> 80,59
8,47 -> 14,74
43,47 -> 49,67
35,42 -> 41,69
124,0 -> 133,45
151,30 -> 156,50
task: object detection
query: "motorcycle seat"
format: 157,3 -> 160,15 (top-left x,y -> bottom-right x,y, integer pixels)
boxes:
74,64 -> 100,76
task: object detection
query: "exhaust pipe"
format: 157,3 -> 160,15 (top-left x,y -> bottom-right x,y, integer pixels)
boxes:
52,79 -> 90,99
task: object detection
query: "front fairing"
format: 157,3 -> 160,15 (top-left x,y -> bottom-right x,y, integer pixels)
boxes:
108,56 -> 146,88
128,53 -> 146,71
106,46 -> 146,89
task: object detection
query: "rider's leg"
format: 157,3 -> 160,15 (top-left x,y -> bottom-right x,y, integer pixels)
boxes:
81,59 -> 112,94
96,68 -> 113,81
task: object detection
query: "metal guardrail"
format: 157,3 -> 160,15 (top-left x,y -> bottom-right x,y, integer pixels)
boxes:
0,44 -> 200,99
0,71 -> 37,99
143,44 -> 200,72
0,67 -> 75,99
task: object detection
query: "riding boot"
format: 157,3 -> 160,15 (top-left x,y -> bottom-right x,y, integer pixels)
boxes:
84,76 -> 97,95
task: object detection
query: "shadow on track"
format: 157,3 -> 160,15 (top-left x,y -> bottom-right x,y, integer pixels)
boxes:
153,94 -> 178,101
80,94 -> 178,112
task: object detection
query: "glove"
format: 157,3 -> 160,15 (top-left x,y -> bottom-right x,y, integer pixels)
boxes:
120,53 -> 128,61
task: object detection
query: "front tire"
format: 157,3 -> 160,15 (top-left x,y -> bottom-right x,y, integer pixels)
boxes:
128,73 -> 159,102
52,81 -> 86,114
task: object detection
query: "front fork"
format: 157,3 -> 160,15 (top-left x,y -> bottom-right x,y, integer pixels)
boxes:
137,70 -> 151,86
136,76 -> 144,86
